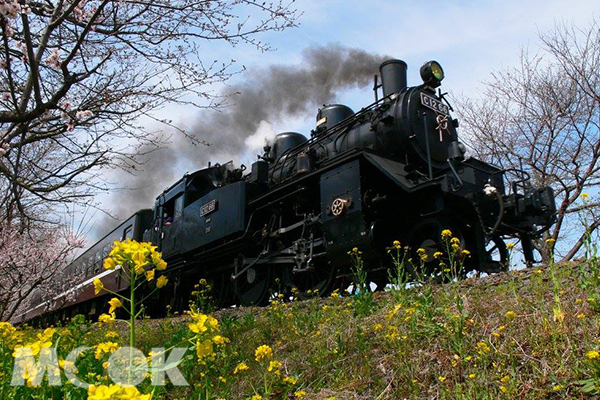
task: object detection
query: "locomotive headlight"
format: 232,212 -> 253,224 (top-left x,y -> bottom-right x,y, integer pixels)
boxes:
420,61 -> 445,88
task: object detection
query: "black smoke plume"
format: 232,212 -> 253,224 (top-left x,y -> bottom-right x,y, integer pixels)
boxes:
92,45 -> 389,239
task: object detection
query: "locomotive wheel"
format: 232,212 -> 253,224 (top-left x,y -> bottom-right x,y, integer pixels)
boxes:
283,261 -> 337,299
209,272 -> 234,308
407,216 -> 466,279
482,235 -> 508,273
234,266 -> 273,307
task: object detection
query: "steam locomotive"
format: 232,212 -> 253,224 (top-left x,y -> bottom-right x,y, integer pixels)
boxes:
14,59 -> 556,324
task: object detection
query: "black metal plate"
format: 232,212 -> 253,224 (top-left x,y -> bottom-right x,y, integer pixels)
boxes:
420,92 -> 449,116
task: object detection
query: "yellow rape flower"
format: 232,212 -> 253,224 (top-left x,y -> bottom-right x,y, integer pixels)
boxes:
98,313 -> 115,324
283,376 -> 297,385
93,278 -> 104,295
212,335 -> 227,345
145,269 -> 155,282
87,384 -> 121,400
255,345 -> 273,362
108,298 -> 122,314
233,362 -> 249,374
196,339 -> 213,361
157,275 -> 168,288
268,360 -> 282,372
94,342 -> 119,360
586,350 -> 600,360
103,257 -> 116,270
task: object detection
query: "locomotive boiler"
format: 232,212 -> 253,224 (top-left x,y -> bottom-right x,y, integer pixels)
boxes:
14,58 -> 556,324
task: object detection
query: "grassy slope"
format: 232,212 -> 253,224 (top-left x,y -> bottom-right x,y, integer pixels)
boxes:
127,261 -> 600,400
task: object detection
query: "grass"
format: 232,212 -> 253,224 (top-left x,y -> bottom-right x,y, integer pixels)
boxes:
4,254 -> 600,399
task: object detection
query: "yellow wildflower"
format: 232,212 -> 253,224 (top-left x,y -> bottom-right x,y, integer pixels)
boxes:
233,362 -> 249,374
145,269 -> 155,282
94,342 -> 119,360
212,335 -> 227,345
586,350 -> 600,360
93,278 -> 104,295
255,345 -> 273,362
103,258 -> 116,270
294,390 -> 307,399
268,360 -> 282,372
87,384 -> 121,400
505,310 -> 516,319
283,376 -> 297,385
500,375 -> 510,383
156,275 -> 168,288
438,376 -> 446,382
441,229 -> 452,240
98,313 -> 115,324
108,298 -> 122,314
196,339 -> 213,361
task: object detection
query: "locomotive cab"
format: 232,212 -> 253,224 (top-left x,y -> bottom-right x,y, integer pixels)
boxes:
146,162 -> 249,259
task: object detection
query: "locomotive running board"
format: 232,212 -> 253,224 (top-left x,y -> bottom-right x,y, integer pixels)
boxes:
363,152 -> 441,192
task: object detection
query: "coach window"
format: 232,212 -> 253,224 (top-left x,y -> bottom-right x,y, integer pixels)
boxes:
174,195 -> 184,221
85,260 -> 92,277
95,251 -> 102,273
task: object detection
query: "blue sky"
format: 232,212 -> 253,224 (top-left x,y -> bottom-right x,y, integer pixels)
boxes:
152,0 -> 599,137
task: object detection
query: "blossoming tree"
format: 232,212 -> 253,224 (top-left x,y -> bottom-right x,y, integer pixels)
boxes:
0,0 -> 298,223
0,219 -> 83,321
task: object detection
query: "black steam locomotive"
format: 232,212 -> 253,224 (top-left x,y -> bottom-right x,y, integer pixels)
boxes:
15,59 -> 556,323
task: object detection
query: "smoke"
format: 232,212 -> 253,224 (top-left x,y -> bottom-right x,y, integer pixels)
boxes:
244,120 -> 277,155
92,45 -> 390,240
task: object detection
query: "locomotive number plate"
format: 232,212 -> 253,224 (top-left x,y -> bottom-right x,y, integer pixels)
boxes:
200,199 -> 217,217
420,92 -> 450,116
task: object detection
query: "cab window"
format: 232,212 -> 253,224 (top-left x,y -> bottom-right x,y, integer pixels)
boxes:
174,195 -> 184,220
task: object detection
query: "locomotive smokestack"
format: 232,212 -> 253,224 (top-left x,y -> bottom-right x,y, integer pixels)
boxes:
379,59 -> 408,97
